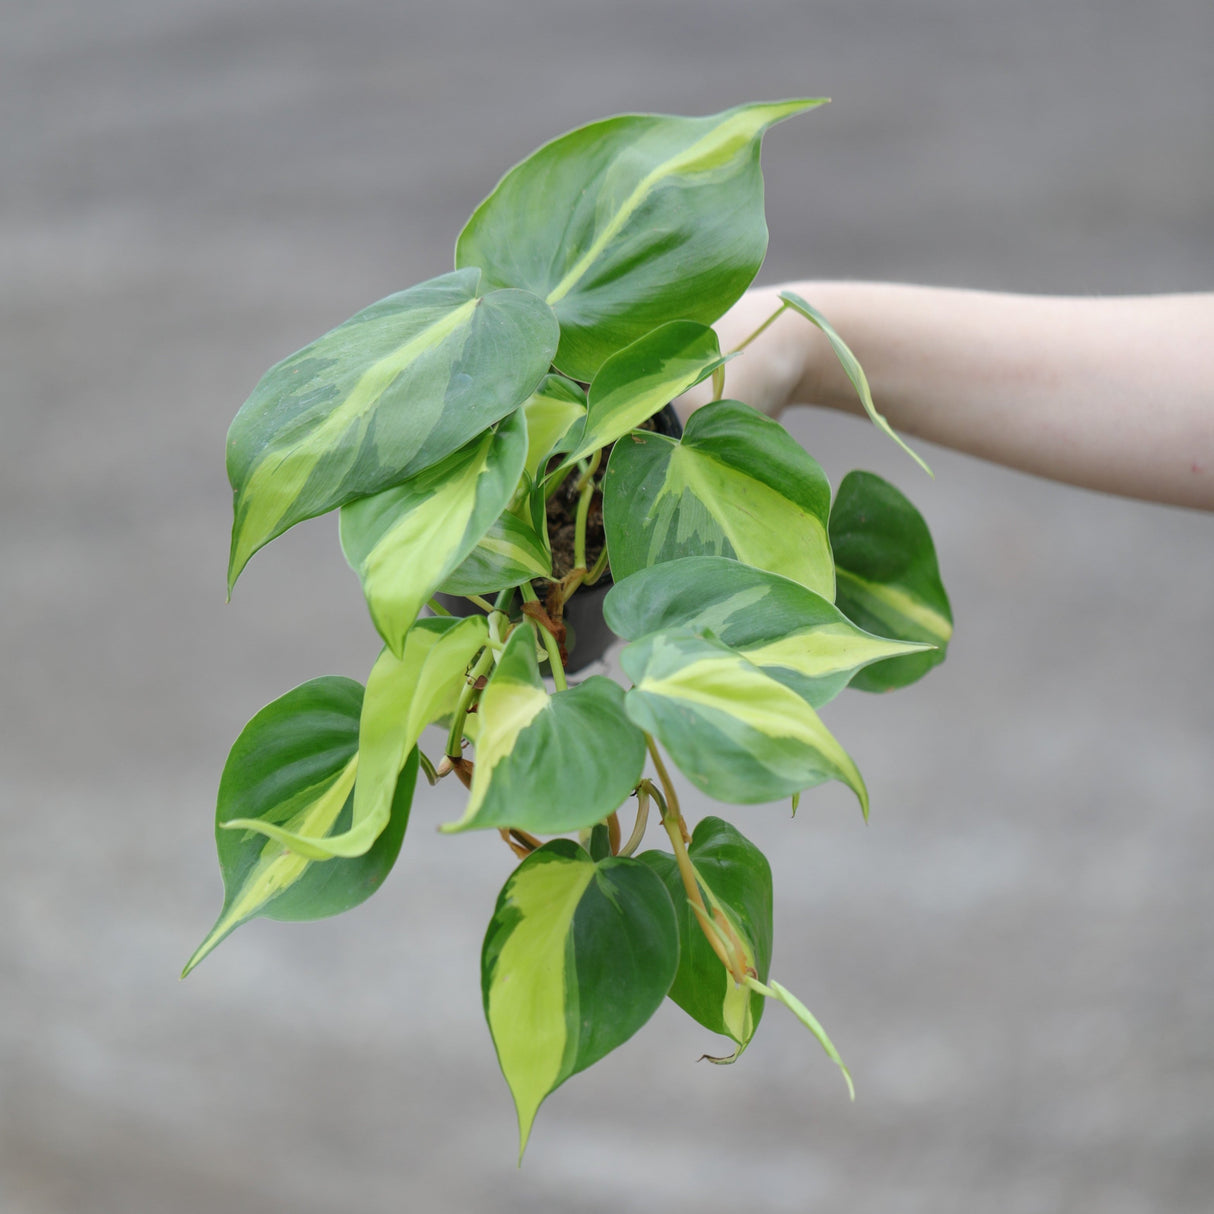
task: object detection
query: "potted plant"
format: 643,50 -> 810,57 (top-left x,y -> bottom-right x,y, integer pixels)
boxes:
184,98 -> 953,1158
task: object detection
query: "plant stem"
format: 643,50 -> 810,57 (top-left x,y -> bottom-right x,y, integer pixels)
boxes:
617,784 -> 651,857
583,543 -> 611,586
519,581 -> 567,691
572,450 -> 602,573
465,594 -> 495,613
445,626 -> 499,757
426,597 -> 453,617
645,737 -> 689,843
728,301 -> 789,356
417,749 -> 439,785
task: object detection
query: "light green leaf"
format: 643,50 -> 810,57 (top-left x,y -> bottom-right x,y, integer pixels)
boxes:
558,321 -> 724,469
603,399 -> 834,597
183,677 -> 415,975
638,817 -> 772,1049
223,617 -> 488,860
339,410 -> 528,655
226,268 -> 557,589
443,626 -> 646,835
779,290 -> 931,476
482,840 -> 678,1157
829,471 -> 953,692
605,556 -> 932,708
621,629 -> 868,814
522,374 -> 587,481
457,101 -> 826,381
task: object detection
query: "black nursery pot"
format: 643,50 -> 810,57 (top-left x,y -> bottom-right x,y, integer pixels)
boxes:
437,403 -> 683,676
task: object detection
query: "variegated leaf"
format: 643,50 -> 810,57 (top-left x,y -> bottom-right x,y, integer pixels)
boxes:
457,101 -> 825,381
779,289 -> 931,476
639,816 -> 772,1050
621,629 -> 868,813
557,321 -> 724,469
439,509 -> 551,595
183,677 -> 415,975
482,840 -> 678,1156
223,617 -> 488,860
829,470 -> 953,692
604,556 -> 932,708
443,625 -> 646,835
226,268 -> 557,589
339,410 -> 528,655
603,399 -> 835,597
522,374 -> 587,481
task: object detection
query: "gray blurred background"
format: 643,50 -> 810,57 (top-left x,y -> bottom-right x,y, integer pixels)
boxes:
2,1 -> 1212,1211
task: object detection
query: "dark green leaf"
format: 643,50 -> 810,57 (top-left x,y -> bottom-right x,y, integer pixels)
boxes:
829,471 -> 953,691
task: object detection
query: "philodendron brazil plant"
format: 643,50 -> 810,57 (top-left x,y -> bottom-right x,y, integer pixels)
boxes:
185,99 -> 953,1157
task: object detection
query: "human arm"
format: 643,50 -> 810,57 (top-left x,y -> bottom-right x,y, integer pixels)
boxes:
681,283 -> 1214,511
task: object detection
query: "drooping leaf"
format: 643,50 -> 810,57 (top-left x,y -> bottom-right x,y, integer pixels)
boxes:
226,268 -> 557,589
222,617 -> 487,859
443,626 -> 646,835
779,289 -> 931,476
744,976 -> 854,1100
557,322 -> 724,469
339,410 -> 528,655
457,100 -> 826,381
638,817 -> 772,1049
603,399 -> 834,597
482,840 -> 679,1156
829,471 -> 953,692
522,374 -> 587,481
183,677 -> 415,975
620,629 -> 868,814
605,556 -> 932,708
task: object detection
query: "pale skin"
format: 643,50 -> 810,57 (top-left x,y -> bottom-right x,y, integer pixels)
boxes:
679,283 -> 1214,512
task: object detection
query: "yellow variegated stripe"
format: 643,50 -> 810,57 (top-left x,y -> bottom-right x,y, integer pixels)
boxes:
741,624 -> 931,679
656,445 -> 834,598
637,651 -> 867,814
835,568 -> 954,646
231,298 -> 478,583
546,101 -> 817,308
486,853 -> 596,1153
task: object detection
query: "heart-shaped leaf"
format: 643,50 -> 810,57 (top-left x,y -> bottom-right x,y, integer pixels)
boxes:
605,556 -> 932,708
443,625 -> 646,835
621,629 -> 868,813
638,816 -> 772,1050
339,410 -> 527,655
457,101 -> 825,380
482,840 -> 678,1156
227,268 -> 557,588
521,374 -> 587,481
829,471 -> 953,691
183,677 -> 416,975
603,399 -> 834,597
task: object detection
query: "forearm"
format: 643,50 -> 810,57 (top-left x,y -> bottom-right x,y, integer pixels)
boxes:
723,282 -> 1214,510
